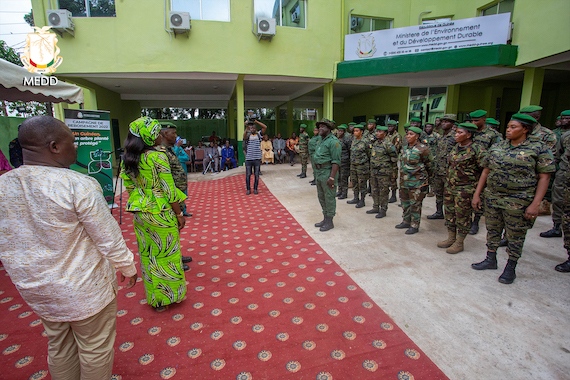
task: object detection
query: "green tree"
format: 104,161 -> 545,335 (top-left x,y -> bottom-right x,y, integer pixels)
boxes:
0,40 -> 22,66
24,10 -> 34,27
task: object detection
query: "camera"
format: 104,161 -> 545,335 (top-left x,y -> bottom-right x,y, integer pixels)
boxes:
247,114 -> 258,125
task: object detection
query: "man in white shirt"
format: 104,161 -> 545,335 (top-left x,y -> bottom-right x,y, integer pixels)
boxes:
0,115 -> 138,380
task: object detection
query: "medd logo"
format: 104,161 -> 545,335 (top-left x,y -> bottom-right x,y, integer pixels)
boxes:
22,76 -> 59,86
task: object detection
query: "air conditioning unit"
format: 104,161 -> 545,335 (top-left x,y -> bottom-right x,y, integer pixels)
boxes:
46,9 -> 74,37
169,11 -> 191,37
351,17 -> 362,31
257,17 -> 276,41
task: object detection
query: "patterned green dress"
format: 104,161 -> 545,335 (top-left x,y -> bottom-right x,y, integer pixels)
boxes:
120,150 -> 187,307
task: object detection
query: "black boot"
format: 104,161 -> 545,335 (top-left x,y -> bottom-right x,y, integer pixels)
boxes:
469,215 -> 481,235
347,194 -> 360,204
366,208 -> 379,214
299,172 -> 307,178
319,216 -> 334,232
405,227 -> 419,234
389,190 -> 397,203
498,259 -> 517,284
297,172 -> 302,177
336,191 -> 341,197
355,194 -> 366,208
427,202 -> 444,219
540,223 -> 562,238
338,192 -> 347,199
555,258 -> 570,272
471,251 -> 498,270
376,210 -> 387,218
395,221 -> 411,229
182,256 -> 193,263
315,215 -> 326,228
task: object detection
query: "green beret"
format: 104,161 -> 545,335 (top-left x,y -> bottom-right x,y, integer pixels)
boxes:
404,122 -> 411,128
557,116 -> 561,119
159,121 -> 177,129
519,105 -> 543,113
409,126 -> 422,134
353,124 -> 366,130
299,124 -> 307,129
376,126 -> 388,131
410,117 -> 421,122
561,110 -> 570,116
348,122 -> 356,126
367,119 -> 376,124
338,124 -> 348,130
511,113 -> 537,125
486,118 -> 500,126
359,122 -> 367,126
469,110 -> 487,118
457,122 -> 478,131
387,120 -> 397,126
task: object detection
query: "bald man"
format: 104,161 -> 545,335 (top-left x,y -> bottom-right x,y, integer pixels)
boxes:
0,115 -> 137,380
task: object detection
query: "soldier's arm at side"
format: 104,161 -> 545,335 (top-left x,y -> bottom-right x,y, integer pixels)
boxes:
472,168 -> 490,210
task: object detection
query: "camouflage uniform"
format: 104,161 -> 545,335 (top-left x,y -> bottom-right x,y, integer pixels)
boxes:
472,126 -> 503,221
529,123 -> 557,157
350,137 -> 371,199
433,130 -> 456,204
425,131 -> 440,192
563,153 -> 570,262
550,130 -> 570,226
299,131 -> 310,174
308,134 -> 322,182
444,143 -> 485,237
482,139 -> 555,260
388,131 -> 402,192
338,134 -> 352,197
400,142 -> 433,228
370,138 -> 398,212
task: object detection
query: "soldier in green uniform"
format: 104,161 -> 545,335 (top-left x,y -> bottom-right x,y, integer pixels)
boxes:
468,109 -> 503,235
297,124 -> 310,178
347,123 -> 370,208
471,113 -> 555,284
387,120 -> 401,203
308,126 -> 321,186
428,114 -> 457,220
368,126 -> 398,218
363,119 -> 376,142
347,122 -> 356,136
396,126 -> 433,234
336,124 -> 352,199
437,123 -> 484,254
424,122 -> 440,197
313,119 -> 341,232
559,126 -> 570,272
486,118 -> 500,132
410,117 -> 429,140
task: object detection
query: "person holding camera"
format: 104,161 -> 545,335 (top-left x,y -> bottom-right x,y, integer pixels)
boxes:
243,119 -> 268,195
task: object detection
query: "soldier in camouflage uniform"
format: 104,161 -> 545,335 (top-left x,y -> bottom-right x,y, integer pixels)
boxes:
423,122 -> 440,197
367,126 -> 398,218
471,113 -> 555,284
347,124 -> 370,208
428,114 -> 457,220
336,124 -> 352,199
558,132 -> 570,272
298,124 -> 310,178
468,109 -> 504,235
395,126 -> 433,234
486,118 -> 500,132
308,126 -> 321,186
437,123 -> 484,254
387,120 -> 402,203
363,119 -> 376,142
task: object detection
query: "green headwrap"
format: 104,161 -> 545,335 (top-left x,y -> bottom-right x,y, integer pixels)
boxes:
129,117 -> 162,146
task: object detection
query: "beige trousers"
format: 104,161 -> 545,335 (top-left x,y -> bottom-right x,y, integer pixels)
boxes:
41,297 -> 117,380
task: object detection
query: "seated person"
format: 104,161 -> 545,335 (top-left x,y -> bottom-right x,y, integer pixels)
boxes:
261,134 -> 274,164
221,141 -> 236,170
286,132 -> 298,166
203,142 -> 220,172
273,133 -> 287,164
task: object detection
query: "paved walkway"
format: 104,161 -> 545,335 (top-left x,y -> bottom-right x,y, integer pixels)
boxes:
188,162 -> 569,380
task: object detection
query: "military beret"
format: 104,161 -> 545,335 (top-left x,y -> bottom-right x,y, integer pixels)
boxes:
348,122 -> 357,126
440,113 -> 457,122
376,126 -> 388,131
519,105 -> 543,113
338,124 -> 348,130
510,113 -> 537,125
159,122 -> 177,129
404,122 -> 411,128
359,122 -> 367,126
561,110 -> 570,116
368,119 -> 376,124
387,120 -> 398,126
408,126 -> 423,134
353,124 -> 366,130
485,118 -> 500,126
557,116 -> 561,119
457,122 -> 478,131
315,118 -> 335,129
299,124 -> 307,129
469,110 -> 487,118
410,117 -> 422,122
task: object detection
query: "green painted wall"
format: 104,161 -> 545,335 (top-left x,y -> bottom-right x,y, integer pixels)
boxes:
0,117 -> 25,165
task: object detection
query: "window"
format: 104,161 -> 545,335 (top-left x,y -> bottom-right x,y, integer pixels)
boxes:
481,0 -> 514,20
172,0 -> 231,22
58,0 -> 116,17
350,16 -> 392,34
254,0 -> 307,28
408,87 -> 447,124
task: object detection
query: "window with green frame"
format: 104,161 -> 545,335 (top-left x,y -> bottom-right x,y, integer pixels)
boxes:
58,0 -> 116,17
350,16 -> 392,34
481,0 -> 515,20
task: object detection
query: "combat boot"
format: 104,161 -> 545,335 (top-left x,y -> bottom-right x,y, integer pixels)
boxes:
446,235 -> 465,254
437,229 -> 456,248
366,207 -> 379,214
405,227 -> 419,234
395,221 -> 411,229
540,222 -> 562,238
427,202 -> 444,219
336,191 -> 341,197
469,215 -> 481,235
299,172 -> 307,178
319,216 -> 334,232
355,194 -> 366,208
471,251 -> 498,270
347,194 -> 359,204
376,210 -> 386,218
314,215 -> 326,228
338,192 -> 347,200
389,190 -> 397,203
498,259 -> 517,284
555,258 -> 570,272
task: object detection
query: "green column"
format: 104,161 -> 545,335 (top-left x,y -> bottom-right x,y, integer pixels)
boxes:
227,99 -> 235,139
323,82 -> 334,120
446,85 -> 460,115
520,68 -> 545,108
236,74 -> 245,165
275,106 -> 280,135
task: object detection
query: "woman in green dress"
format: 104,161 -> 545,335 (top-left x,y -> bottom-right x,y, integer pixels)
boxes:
120,117 -> 187,309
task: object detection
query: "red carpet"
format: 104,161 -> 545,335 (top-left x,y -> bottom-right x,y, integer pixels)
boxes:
0,174 -> 447,380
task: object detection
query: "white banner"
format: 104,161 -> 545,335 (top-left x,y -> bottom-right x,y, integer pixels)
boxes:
344,13 -> 511,61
